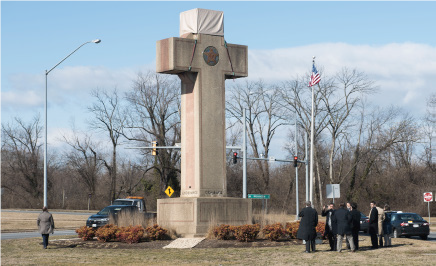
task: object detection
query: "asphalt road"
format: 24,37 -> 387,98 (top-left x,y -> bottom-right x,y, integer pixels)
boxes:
1,230 -> 77,240
1,209 -> 93,215
2,210 -> 436,241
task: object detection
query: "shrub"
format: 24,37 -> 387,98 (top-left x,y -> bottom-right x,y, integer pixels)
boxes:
262,223 -> 285,241
145,224 -> 168,240
285,221 -> 326,239
285,221 -> 300,239
234,224 -> 260,242
316,221 -> 326,238
213,224 -> 236,240
95,224 -> 119,242
116,225 -> 145,244
75,226 -> 95,241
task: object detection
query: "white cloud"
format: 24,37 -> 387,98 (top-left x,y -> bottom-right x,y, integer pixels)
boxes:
1,63 -> 155,111
2,42 -> 435,130
247,42 -> 436,118
2,90 -> 42,107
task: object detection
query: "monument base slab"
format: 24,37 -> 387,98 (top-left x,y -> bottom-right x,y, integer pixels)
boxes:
157,197 -> 252,237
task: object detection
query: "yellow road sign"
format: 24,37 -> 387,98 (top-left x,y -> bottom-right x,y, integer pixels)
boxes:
165,186 -> 174,197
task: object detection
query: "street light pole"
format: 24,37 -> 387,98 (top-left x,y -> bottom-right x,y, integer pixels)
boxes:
43,39 -> 101,207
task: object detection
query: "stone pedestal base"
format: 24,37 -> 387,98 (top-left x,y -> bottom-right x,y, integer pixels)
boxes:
157,197 -> 252,237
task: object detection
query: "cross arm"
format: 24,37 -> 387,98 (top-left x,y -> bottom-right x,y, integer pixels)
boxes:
156,37 -> 194,74
223,43 -> 248,79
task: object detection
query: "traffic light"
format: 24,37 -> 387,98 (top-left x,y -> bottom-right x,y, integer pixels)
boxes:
293,156 -> 298,167
233,152 -> 238,164
152,141 -> 158,156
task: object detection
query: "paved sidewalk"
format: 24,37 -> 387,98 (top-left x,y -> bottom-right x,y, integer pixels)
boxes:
163,238 -> 205,249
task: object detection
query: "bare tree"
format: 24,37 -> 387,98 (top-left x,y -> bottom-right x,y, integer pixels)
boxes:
1,115 -> 44,207
226,80 -> 288,191
322,68 -> 377,184
88,88 -> 127,202
346,106 -> 418,201
124,72 -> 181,194
280,74 -> 331,207
61,128 -> 102,209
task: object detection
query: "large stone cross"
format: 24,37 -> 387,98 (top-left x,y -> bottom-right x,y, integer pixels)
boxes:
156,9 -> 247,198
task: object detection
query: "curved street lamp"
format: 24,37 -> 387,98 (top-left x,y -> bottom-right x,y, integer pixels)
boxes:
44,39 -> 101,207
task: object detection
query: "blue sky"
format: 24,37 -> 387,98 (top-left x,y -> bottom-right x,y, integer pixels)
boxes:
2,1 -> 436,156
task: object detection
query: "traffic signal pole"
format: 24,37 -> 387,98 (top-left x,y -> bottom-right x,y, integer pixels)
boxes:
295,116 -> 299,220
242,109 -> 247,199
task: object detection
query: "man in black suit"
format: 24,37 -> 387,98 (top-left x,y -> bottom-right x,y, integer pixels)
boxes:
322,202 -> 337,251
297,201 -> 319,253
333,203 -> 356,252
349,202 -> 361,250
369,201 -> 379,249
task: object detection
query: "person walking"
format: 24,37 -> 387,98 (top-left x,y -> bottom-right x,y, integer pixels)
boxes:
376,203 -> 385,247
333,203 -> 356,252
37,206 -> 55,249
383,204 -> 392,247
369,201 -> 379,249
321,203 -> 337,251
349,202 -> 361,250
297,201 -> 319,253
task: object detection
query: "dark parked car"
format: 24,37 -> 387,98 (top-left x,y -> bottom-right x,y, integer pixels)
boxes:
388,212 -> 430,240
360,212 -> 369,233
86,205 -> 137,229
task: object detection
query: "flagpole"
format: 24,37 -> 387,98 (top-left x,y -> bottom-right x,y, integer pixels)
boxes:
309,57 -> 316,204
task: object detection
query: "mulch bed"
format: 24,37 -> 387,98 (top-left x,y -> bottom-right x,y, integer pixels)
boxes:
50,238 -> 305,249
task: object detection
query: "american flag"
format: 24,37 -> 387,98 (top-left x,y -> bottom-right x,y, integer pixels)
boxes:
308,64 -> 321,87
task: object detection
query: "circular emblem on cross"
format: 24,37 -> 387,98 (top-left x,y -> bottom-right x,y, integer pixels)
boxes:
203,46 -> 219,66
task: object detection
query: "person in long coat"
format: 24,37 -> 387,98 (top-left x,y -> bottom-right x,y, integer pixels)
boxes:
333,203 -> 355,252
369,201 -> 379,249
376,204 -> 385,247
297,201 -> 318,253
37,206 -> 55,249
321,203 -> 337,251
349,202 -> 361,250
383,204 -> 392,247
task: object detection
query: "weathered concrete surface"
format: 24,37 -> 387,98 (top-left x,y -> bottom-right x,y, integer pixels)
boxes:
157,197 -> 252,237
157,33 -> 247,198
155,10 -> 250,237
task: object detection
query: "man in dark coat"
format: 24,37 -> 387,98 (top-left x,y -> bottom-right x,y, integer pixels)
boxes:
369,201 -> 379,249
297,201 -> 318,253
349,202 -> 361,250
333,203 -> 355,252
37,206 -> 55,249
321,202 -> 337,251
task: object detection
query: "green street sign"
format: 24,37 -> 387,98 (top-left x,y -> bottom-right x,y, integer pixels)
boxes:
248,194 -> 270,199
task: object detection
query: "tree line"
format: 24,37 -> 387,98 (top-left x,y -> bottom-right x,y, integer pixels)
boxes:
2,69 -> 435,216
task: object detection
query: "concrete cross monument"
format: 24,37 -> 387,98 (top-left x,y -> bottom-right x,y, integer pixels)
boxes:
156,8 -> 252,237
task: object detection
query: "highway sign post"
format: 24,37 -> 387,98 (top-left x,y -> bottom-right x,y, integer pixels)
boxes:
424,192 -> 433,224
248,194 -> 270,214
326,184 -> 340,203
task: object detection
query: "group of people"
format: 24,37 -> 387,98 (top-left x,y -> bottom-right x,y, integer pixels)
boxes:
369,201 -> 393,249
297,200 -> 392,253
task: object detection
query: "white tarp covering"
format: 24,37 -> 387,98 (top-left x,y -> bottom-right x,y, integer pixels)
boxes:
180,8 -> 224,37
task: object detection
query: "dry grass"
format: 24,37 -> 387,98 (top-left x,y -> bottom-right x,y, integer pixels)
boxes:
1,210 -> 93,232
253,210 -> 297,226
2,235 -> 436,265
1,209 -> 436,265
115,211 -> 156,228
